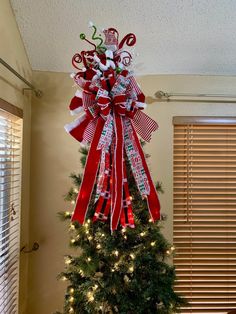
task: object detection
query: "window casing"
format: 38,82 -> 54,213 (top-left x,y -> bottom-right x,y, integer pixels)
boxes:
173,116 -> 236,314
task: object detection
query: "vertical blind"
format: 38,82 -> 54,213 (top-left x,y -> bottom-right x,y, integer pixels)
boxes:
0,106 -> 22,314
173,116 -> 236,314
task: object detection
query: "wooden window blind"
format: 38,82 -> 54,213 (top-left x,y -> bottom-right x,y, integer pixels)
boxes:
173,116 -> 236,314
0,102 -> 23,314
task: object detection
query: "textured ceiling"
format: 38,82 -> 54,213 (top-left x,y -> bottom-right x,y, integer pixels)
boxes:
10,0 -> 236,75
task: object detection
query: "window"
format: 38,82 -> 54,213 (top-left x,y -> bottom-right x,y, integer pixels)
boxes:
0,100 -> 22,314
173,116 -> 236,314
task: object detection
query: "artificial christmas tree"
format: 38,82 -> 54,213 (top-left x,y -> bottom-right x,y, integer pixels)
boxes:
57,147 -> 185,314
57,24 -> 185,313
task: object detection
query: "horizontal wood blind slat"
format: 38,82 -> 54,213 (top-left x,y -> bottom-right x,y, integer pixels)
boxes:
0,107 -> 22,314
173,120 -> 236,314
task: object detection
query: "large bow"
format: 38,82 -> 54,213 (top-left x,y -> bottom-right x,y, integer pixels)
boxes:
65,73 -> 160,231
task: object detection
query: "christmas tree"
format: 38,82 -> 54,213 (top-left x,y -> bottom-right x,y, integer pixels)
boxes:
57,147 -> 185,314
57,23 -> 185,313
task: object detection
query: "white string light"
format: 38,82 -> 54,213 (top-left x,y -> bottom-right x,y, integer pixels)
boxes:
129,266 -> 134,272
87,291 -> 94,302
65,257 -> 72,265
79,269 -> 84,276
114,262 -> 119,270
69,224 -> 75,230
130,253 -> 135,260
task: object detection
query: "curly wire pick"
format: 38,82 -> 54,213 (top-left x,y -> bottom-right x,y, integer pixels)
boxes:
80,33 -> 97,52
89,22 -> 106,52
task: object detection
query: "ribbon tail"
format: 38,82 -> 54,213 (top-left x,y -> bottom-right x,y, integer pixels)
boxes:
71,118 -> 105,224
111,114 -> 124,231
130,120 -> 161,221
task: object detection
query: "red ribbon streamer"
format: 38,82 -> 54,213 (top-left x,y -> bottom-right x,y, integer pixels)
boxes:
111,114 -> 124,230
71,118 -> 105,224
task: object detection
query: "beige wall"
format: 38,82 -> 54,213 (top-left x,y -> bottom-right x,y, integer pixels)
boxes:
30,71 -> 236,314
0,1 -> 32,313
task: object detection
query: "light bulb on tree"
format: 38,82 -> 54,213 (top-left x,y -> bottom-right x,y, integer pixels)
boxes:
130,253 -> 135,260
64,256 -> 72,265
151,241 -> 156,246
79,269 -> 84,276
69,307 -> 74,313
129,266 -> 134,272
69,288 -> 74,294
69,296 -> 74,303
114,262 -> 119,269
87,291 -> 94,302
69,224 -> 75,230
